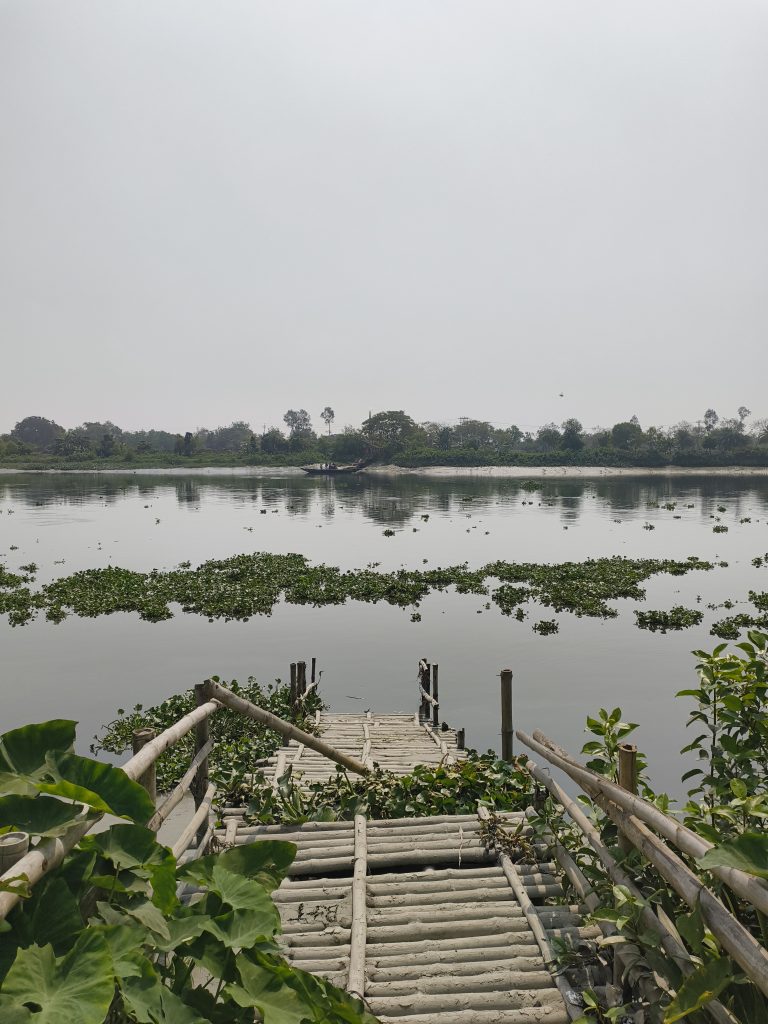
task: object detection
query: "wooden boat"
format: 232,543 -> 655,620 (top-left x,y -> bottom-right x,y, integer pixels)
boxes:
301,458 -> 374,476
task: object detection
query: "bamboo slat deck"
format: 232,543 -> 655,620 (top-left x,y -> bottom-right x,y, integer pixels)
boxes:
262,712 -> 465,785
217,714 -> 588,1023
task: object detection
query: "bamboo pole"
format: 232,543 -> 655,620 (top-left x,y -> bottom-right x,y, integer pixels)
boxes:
297,661 -> 307,698
192,683 -> 210,846
172,783 -> 215,860
520,729 -> 768,918
432,664 -> 439,729
147,737 -> 214,831
290,663 -> 297,707
311,657 -> 316,685
500,669 -> 513,761
595,793 -> 768,998
477,806 -> 580,1020
525,760 -> 738,1024
131,728 -> 157,803
347,814 -> 368,997
202,678 -> 369,775
617,742 -> 637,857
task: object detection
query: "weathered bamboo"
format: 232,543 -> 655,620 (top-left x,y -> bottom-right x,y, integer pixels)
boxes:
477,806 -> 579,1019
500,669 -> 513,761
202,678 -> 369,775
432,663 -> 439,728
192,683 -> 211,846
522,729 -> 768,918
132,728 -> 157,802
290,662 -> 297,706
297,661 -> 307,697
347,814 -> 367,997
0,698 -> 219,920
311,657 -> 316,685
617,742 -> 637,857
147,736 -> 214,831
172,783 -> 215,860
457,727 -> 465,750
526,760 -> 740,1024
595,793 -> 768,998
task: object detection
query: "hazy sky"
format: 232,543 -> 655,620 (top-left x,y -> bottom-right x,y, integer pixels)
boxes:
2,1 -> 766,436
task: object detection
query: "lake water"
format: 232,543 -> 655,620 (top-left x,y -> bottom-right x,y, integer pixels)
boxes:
2,469 -> 767,796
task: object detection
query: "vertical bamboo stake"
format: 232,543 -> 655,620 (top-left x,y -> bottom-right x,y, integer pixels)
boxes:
431,663 -> 439,728
311,657 -> 316,686
618,742 -> 638,857
290,663 -> 297,707
132,728 -> 157,803
457,728 -> 465,750
297,661 -> 307,698
500,668 -> 513,761
192,684 -> 210,847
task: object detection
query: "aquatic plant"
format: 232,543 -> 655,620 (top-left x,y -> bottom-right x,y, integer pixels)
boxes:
0,551 -> 717,628
635,607 -> 704,633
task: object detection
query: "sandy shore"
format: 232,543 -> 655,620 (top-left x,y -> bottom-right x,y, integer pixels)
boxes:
2,464 -> 768,478
366,465 -> 768,478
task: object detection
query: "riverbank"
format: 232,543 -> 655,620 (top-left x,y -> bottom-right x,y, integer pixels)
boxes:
3,463 -> 768,478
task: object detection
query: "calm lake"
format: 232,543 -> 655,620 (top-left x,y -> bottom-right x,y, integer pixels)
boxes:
2,469 -> 768,795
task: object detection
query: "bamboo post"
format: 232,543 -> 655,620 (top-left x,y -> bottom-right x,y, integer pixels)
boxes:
290,662 -> 297,707
202,678 -> 369,775
311,657 -> 316,686
297,660 -> 307,698
418,658 -> 431,720
617,742 -> 638,857
500,669 -> 513,761
131,728 -> 157,803
457,728 -> 465,750
431,663 -> 439,728
347,813 -> 368,997
192,683 -> 210,847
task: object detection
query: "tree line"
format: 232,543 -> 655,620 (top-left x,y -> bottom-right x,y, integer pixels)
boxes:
2,406 -> 768,467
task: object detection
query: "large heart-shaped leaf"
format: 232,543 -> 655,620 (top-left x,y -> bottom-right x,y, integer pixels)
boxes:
179,840 -> 295,892
84,823 -> 177,912
0,931 -> 114,1024
0,721 -> 76,775
0,794 -> 85,838
39,751 -> 154,823
207,906 -> 279,949
227,954 -> 315,1024
664,957 -> 733,1022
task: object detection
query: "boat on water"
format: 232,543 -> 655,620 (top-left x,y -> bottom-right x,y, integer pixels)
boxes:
301,458 -> 374,476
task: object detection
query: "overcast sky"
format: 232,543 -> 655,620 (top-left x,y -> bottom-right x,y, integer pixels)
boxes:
1,1 -> 766,436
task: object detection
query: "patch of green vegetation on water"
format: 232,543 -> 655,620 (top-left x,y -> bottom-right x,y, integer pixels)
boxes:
0,551 -> 717,628
635,606 -> 704,633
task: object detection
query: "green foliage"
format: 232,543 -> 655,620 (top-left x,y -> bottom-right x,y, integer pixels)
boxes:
635,607 -> 704,633
0,552 -> 716,627
0,721 -> 376,1024
243,752 -> 531,825
92,677 -> 323,793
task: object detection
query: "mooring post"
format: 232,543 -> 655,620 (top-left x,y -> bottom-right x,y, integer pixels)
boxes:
297,661 -> 307,698
131,728 -> 157,803
500,668 -> 514,761
290,662 -> 297,707
432,663 -> 439,728
192,683 -> 210,847
311,657 -> 316,686
418,658 -> 431,720
457,728 -> 465,750
617,742 -> 638,856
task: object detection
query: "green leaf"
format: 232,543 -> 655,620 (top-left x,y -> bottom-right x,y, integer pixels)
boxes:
39,751 -> 155,823
206,906 -> 279,949
698,832 -> 768,878
664,957 -> 733,1022
0,931 -> 114,1024
227,954 -> 318,1024
676,903 -> 704,953
729,779 -> 747,800
84,823 -> 177,912
0,721 -> 76,775
179,840 -> 295,892
0,794 -> 84,838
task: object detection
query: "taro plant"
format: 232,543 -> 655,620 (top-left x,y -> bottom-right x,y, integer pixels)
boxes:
0,719 -> 377,1024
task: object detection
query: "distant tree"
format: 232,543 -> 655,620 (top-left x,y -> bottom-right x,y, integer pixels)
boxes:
560,418 -> 584,451
750,418 -> 768,444
672,423 -> 696,450
535,424 -> 562,451
703,409 -> 719,433
11,416 -> 65,450
96,433 -> 117,458
261,427 -> 288,454
454,419 -> 494,450
331,428 -> 369,462
738,406 -> 751,426
611,421 -> 644,450
81,421 -> 123,443
320,407 -> 335,436
200,421 -> 252,452
284,409 -> 313,436
361,411 -> 417,452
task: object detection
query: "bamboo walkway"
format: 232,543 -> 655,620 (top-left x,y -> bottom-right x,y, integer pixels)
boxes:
217,712 -> 589,1023
262,712 -> 465,784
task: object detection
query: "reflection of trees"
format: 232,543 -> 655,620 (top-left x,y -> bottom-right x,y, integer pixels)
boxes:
175,480 -> 201,504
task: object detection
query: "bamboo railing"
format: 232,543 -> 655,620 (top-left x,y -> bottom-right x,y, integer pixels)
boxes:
516,726 -> 768,1011
0,675 -> 364,921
